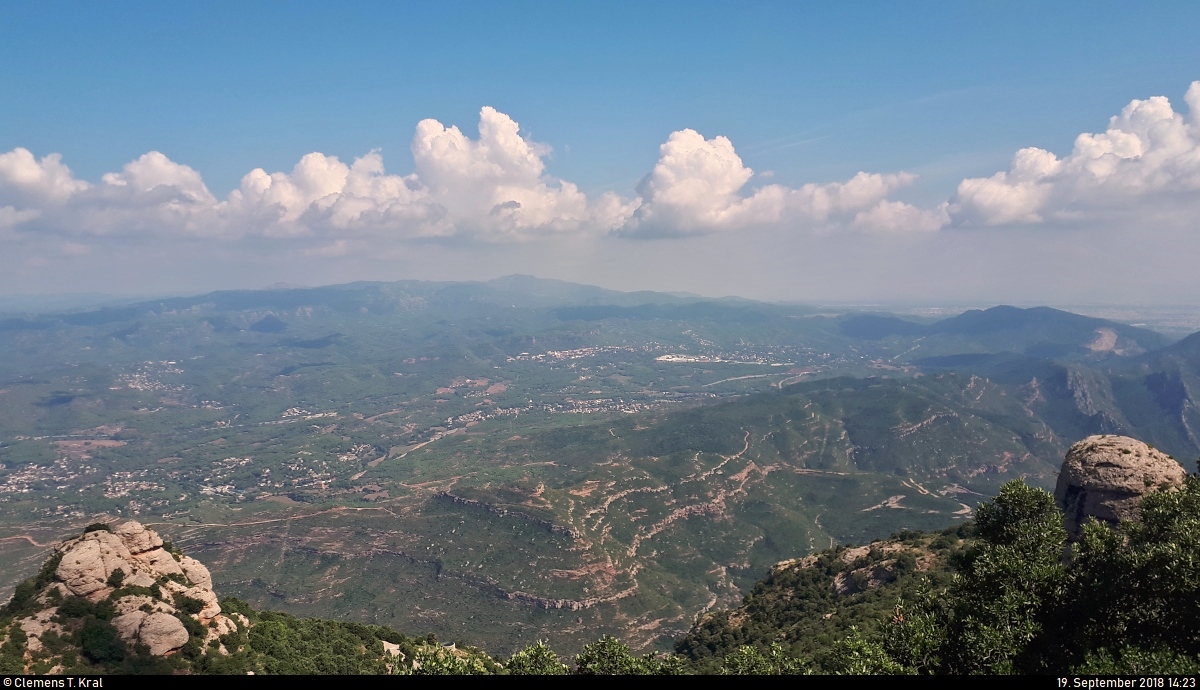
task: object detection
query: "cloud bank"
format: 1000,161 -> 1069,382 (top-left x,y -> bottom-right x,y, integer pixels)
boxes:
621,128 -> 945,236
3,80 -> 1200,251
951,81 -> 1200,226
0,108 -> 933,245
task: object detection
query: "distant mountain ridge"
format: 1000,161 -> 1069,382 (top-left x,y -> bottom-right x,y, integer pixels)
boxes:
840,305 -> 1166,361
0,278 -> 1174,355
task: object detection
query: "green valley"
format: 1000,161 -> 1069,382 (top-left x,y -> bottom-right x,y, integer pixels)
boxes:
1,277 -> 1198,657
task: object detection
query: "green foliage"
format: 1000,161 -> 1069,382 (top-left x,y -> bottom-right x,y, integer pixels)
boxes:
108,584 -> 157,600
219,597 -> 255,625
174,594 -> 206,615
115,651 -> 177,675
938,480 -> 1066,674
406,643 -> 496,675
106,567 -> 125,588
824,627 -> 912,675
717,476 -> 1200,675
1074,647 -> 1200,675
973,480 -> 1067,550
4,551 -> 62,617
0,623 -> 28,673
84,523 -> 112,533
79,617 -> 125,663
879,584 -> 948,674
56,596 -> 115,622
574,635 -> 679,675
5,579 -> 41,618
159,572 -> 188,587
246,611 -> 401,674
505,641 -> 568,675
1029,475 -> 1200,671
676,527 -> 965,668
719,643 -> 807,675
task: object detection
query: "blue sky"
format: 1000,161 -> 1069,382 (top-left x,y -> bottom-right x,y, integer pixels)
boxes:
2,2 -> 1200,304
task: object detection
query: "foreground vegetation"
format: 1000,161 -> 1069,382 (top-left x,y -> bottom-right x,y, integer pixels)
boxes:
5,475 -> 1200,674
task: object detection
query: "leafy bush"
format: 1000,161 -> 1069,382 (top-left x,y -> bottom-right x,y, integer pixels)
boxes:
4,551 -> 62,617
506,641 -> 568,675
174,594 -> 206,615
80,618 -> 125,663
56,596 -> 114,622
818,477 -> 1200,675
719,644 -> 807,675
0,624 -> 28,673
407,644 -> 493,675
574,635 -> 679,675
826,628 -> 912,675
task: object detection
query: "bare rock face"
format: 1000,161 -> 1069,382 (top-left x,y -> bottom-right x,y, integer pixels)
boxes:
55,531 -> 135,599
132,547 -> 185,578
1055,434 -> 1187,538
56,522 -> 190,601
36,520 -> 243,657
113,521 -> 163,553
19,609 -> 63,653
112,611 -> 190,656
179,555 -> 213,590
124,571 -> 157,588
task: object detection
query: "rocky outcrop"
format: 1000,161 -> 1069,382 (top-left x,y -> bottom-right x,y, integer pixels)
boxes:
18,520 -> 245,659
1054,435 -> 1187,538
55,531 -> 135,599
111,611 -> 190,656
113,520 -> 162,553
18,609 -> 63,653
179,555 -> 213,590
55,522 -> 189,604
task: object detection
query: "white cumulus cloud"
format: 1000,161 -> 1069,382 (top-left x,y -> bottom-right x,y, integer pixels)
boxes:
619,129 -> 936,236
0,108 -> 653,244
10,105 -> 1072,248
952,81 -> 1200,226
0,148 -> 91,204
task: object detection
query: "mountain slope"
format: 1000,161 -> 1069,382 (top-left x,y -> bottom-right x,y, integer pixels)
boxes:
839,305 -> 1166,361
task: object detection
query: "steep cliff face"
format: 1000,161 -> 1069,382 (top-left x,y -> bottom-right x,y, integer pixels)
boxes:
1,521 -> 249,673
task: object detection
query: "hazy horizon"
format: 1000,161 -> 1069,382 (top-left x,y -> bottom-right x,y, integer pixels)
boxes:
4,274 -> 1200,339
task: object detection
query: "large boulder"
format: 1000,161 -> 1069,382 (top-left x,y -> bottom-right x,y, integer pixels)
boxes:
112,611 -> 190,656
1054,434 -> 1187,538
179,555 -> 213,590
131,547 -> 185,578
113,521 -> 163,554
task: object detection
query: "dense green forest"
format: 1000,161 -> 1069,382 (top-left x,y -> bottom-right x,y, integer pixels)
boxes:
5,475 -> 1200,674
